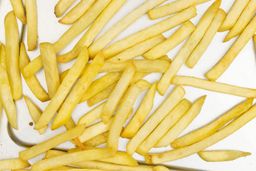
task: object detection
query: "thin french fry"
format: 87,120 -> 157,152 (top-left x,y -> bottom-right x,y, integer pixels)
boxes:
0,158 -> 29,170
206,15 -> 256,81
144,21 -> 195,60
54,0 -> 76,17
83,132 -> 108,147
172,99 -> 253,148
10,0 -> 26,23
127,86 -> 185,154
157,0 -> 220,95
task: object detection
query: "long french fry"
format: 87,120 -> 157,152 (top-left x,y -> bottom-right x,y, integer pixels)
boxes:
157,1 -> 220,95
35,48 -> 88,130
101,7 -> 197,59
26,0 -> 38,50
127,86 -> 185,154
0,158 -> 29,170
172,99 -> 253,148
10,0 -> 26,23
54,0 -> 76,17
5,11 -> 22,100
144,21 -> 195,60
84,132 -> 108,147
206,15 -> 256,81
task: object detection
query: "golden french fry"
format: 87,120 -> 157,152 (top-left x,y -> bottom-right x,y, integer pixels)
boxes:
35,48 -> 88,130
5,11 -> 22,100
172,99 -> 253,148
0,44 -> 6,68
130,72 -> 149,84
51,53 -> 104,129
186,10 -> 226,68
224,0 -> 256,42
153,166 -> 170,171
54,0 -> 76,17
84,132 -> 108,147
206,15 -> 256,81
147,104 -> 256,163
127,86 -> 185,154
198,150 -> 251,162
22,56 -> 43,78
10,0 -> 26,23
137,99 -> 191,154
157,1 -> 220,95
108,35 -> 165,62
101,7 -> 197,59
0,158 -> 29,170
144,21 -> 195,60
25,0 -> 38,50
45,150 -> 66,159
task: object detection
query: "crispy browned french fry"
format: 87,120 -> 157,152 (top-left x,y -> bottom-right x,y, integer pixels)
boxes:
54,0 -> 76,17
10,0 -> 26,23
0,158 -> 29,170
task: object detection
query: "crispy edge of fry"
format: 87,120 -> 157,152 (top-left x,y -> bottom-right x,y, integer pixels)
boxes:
26,0 -> 38,50
54,0 -> 77,17
10,0 -> 26,23
0,158 -> 30,170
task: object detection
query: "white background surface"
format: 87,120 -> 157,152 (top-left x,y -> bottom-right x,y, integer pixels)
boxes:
0,0 -> 256,170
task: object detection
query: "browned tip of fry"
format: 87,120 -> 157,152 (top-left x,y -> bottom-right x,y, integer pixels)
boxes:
73,138 -> 87,150
144,154 -> 152,164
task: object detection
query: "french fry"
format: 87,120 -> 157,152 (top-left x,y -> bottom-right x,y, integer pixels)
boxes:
157,1 -> 220,95
35,47 -> 88,130
83,132 -> 108,147
5,11 -> 22,100
219,0 -> 250,31
0,44 -> 6,68
198,150 -> 251,162
25,0 -> 38,50
146,103 -> 256,163
127,86 -> 185,154
148,0 -> 210,19
108,80 -> 150,151
60,69 -> 70,82
186,10 -> 226,68
206,15 -> 256,81
10,0 -> 26,23
156,96 -> 206,147
224,0 -> 256,42
88,0 -> 168,57
108,35 -> 165,62
59,0 -> 96,24
99,151 -> 138,166
137,99 -> 191,154
101,64 -> 135,123
22,57 -> 43,78
144,21 -> 195,60
172,99 -> 253,148
131,72 -> 149,84
0,158 -> 29,170
101,7 -> 197,58
153,166 -> 170,171
254,35 -> 256,52
45,150 -> 66,159
54,0 -> 76,17
51,53 -> 104,129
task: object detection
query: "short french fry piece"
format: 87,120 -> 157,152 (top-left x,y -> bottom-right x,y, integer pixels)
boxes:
0,158 -> 29,170
10,0 -> 26,23
54,0 -> 76,17
26,0 -> 38,50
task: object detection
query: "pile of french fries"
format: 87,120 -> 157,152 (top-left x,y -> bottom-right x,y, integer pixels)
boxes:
1,0 -> 256,170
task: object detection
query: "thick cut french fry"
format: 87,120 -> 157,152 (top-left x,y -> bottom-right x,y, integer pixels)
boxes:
206,15 -> 256,81
0,158 -> 29,170
156,96 -> 206,147
157,1 -> 220,95
219,0 -> 250,31
88,0 -> 167,57
198,150 -> 251,162
54,0 -> 76,17
144,22 -> 195,60
137,99 -> 191,153
108,35 -> 165,62
20,125 -> 86,160
172,99 -> 253,148
51,53 -> 104,129
108,80 -> 150,151
5,11 -> 22,100
102,7 -> 197,59
147,104 -> 256,163
10,0 -> 26,23
84,132 -> 108,147
26,0 -> 38,50
224,0 -> 256,42
186,10 -> 226,68
127,86 -> 185,154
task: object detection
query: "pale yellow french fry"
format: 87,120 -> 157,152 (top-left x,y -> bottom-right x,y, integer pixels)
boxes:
131,72 -> 149,84
186,10 -> 226,68
127,86 -> 185,154
24,96 -> 47,134
219,0 -> 250,32
172,99 -> 253,148
31,148 -> 114,171
5,11 -> 22,100
122,83 -> 157,138
146,104 -> 256,163
108,80 -> 151,151
35,48 -> 88,129
51,53 -> 104,129
54,0 -> 76,17
148,0 -> 209,19
137,99 -> 191,154
108,35 -> 165,62
84,132 -> 108,147
0,158 -> 29,170
157,0 -> 220,95
206,15 -> 256,81
26,0 -> 38,50
101,7 -> 197,59
144,21 -> 195,60
60,0 -> 96,24
0,44 -> 6,68
101,64 -> 135,123
22,56 -> 43,78
198,150 -> 251,162
10,0 -> 26,23
224,0 -> 256,42
156,96 -> 206,147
